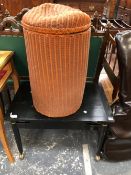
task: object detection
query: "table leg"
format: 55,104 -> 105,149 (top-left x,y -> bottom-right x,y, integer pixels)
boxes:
11,122 -> 24,159
0,96 -> 14,163
11,60 -> 19,94
96,124 -> 108,160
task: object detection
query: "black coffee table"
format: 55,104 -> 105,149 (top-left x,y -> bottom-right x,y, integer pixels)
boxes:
6,81 -> 114,160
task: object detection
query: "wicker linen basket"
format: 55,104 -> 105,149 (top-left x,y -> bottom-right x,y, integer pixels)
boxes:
22,3 -> 91,117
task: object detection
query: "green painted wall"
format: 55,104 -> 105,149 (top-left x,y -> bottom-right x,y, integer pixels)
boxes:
0,35 -> 28,76
88,36 -> 103,78
0,35 -> 103,79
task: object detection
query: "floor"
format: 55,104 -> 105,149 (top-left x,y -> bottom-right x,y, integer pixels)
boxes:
1,122 -> 131,175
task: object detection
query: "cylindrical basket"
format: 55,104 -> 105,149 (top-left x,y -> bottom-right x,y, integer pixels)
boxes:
22,3 -> 91,117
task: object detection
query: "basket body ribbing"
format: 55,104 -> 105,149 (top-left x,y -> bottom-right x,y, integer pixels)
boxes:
22,3 -> 91,117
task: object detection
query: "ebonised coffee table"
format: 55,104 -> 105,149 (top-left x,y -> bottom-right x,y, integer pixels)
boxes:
6,81 -> 114,160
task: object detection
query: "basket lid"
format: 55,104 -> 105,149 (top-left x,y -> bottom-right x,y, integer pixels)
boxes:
22,3 -> 91,34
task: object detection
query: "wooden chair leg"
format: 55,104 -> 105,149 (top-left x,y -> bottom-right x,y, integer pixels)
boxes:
0,99 -> 14,163
0,122 -> 14,163
10,60 -> 19,94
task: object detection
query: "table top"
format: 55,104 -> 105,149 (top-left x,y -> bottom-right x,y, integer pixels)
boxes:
7,81 -> 114,124
0,51 -> 13,70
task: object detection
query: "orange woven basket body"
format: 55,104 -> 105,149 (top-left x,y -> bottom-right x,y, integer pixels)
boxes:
22,3 -> 91,117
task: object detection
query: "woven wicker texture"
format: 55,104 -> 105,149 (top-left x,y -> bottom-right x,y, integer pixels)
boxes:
22,3 -> 91,34
22,3 -> 91,117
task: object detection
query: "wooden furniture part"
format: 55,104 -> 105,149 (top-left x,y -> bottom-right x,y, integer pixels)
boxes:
0,0 -> 54,16
90,0 -> 117,18
94,16 -> 131,31
0,51 -> 19,93
0,96 -> 14,163
107,0 -> 117,18
102,32 -> 119,103
0,50 -> 19,163
55,0 -> 107,18
0,0 -> 118,19
92,17 -> 130,104
120,0 -> 131,9
117,0 -> 131,25
98,30 -> 119,104
117,6 -> 131,25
